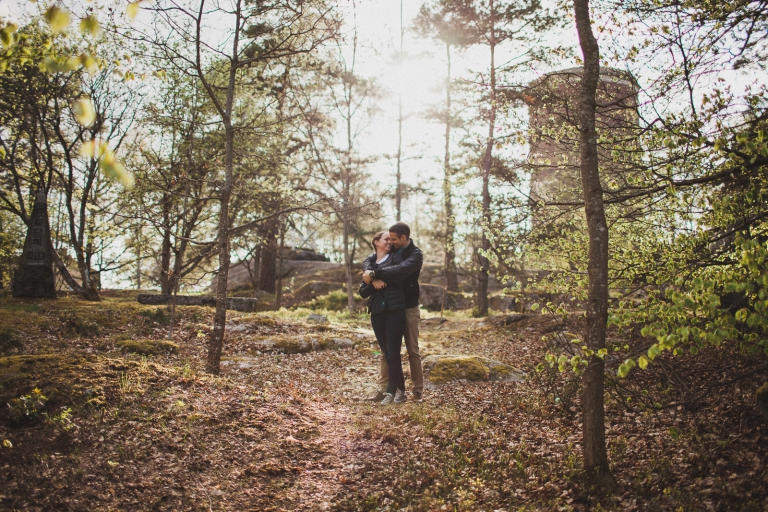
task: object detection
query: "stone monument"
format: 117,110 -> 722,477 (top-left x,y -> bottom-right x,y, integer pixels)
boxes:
12,188 -> 57,298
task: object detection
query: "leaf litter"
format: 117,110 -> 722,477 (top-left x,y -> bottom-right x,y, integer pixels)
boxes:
0,295 -> 766,510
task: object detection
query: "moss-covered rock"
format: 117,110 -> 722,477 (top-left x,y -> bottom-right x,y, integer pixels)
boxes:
423,355 -> 525,386
116,339 -> 179,356
252,334 -> 358,354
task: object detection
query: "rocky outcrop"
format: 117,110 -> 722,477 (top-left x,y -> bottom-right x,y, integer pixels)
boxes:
291,281 -> 344,305
137,294 -> 258,312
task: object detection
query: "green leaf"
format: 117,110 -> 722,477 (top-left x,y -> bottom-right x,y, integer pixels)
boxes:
44,6 -> 71,34
127,2 -> 141,20
100,151 -> 134,188
617,363 -> 631,378
0,23 -> 18,48
73,98 -> 96,126
79,16 -> 100,36
638,355 -> 649,370
530,303 -> 539,311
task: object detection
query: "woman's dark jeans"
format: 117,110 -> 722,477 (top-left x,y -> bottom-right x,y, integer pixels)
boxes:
371,309 -> 406,395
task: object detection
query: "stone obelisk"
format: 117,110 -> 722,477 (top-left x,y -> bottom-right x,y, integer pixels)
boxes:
12,188 -> 57,298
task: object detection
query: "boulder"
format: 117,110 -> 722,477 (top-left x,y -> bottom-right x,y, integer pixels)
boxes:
419,284 -> 474,311
251,334 -> 355,354
489,313 -> 527,326
423,355 -> 525,386
306,314 -> 329,324
116,339 -> 179,355
489,295 -> 518,312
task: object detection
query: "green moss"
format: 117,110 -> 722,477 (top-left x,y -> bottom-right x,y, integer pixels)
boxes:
235,314 -> 278,328
0,304 -> 40,313
272,336 -> 331,354
0,327 -> 22,354
0,354 -> 89,421
307,289 -> 347,311
116,339 -> 179,356
138,307 -> 170,325
425,355 -> 525,384
430,356 -> 490,383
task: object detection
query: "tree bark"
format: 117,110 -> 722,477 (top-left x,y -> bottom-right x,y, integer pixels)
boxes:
476,0 -> 495,316
573,0 -> 615,488
205,0 -> 241,375
343,49 -> 357,313
395,0 -> 404,222
443,42 -> 459,293
275,221 -> 286,308
160,201 -> 173,294
258,220 -> 278,293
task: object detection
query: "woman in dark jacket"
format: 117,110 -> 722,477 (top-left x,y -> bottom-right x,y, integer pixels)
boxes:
359,231 -> 407,405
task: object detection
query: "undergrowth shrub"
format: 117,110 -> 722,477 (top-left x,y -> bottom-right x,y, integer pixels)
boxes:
306,290 -> 364,311
7,387 -> 48,425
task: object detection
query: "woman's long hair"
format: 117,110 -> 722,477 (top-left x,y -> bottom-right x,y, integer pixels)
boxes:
371,231 -> 387,250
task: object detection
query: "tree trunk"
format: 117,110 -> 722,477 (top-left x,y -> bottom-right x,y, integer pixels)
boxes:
476,0 -> 495,316
343,59 -> 357,313
573,0 -> 615,488
396,96 -> 403,222
443,42 -> 458,293
136,250 -> 142,290
275,222 -> 286,308
206,0 -> 241,375
258,221 -> 278,293
244,244 -> 261,293
160,215 -> 172,294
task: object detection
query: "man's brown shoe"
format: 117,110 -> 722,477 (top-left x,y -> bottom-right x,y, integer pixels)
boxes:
412,391 -> 423,402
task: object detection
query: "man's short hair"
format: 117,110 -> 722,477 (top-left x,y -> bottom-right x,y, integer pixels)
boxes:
388,222 -> 410,239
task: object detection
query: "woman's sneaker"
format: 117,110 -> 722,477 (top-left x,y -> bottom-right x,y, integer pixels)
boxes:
380,393 -> 394,405
393,389 -> 407,404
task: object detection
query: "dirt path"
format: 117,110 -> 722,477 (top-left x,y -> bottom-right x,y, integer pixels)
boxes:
280,403 -> 358,510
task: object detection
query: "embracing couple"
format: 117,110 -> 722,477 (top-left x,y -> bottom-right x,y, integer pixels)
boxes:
359,222 -> 424,405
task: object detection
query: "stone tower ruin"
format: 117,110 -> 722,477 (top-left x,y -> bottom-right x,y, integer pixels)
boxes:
526,67 -> 639,217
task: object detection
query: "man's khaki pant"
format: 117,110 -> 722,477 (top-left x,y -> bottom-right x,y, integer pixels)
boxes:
379,306 -> 423,394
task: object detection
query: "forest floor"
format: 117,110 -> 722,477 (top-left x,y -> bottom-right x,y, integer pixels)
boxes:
1,291 -> 767,511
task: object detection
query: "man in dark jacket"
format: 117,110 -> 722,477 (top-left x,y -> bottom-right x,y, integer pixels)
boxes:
363,222 -> 424,400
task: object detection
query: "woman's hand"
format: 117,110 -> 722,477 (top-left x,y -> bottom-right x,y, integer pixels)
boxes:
372,279 -> 387,290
